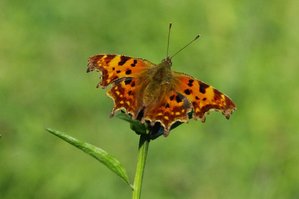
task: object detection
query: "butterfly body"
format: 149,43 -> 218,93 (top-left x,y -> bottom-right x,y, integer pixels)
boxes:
142,58 -> 173,106
87,54 -> 236,136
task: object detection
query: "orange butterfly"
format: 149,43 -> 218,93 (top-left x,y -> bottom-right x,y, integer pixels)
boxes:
87,25 -> 236,136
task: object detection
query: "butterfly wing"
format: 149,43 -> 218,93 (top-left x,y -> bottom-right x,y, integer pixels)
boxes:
87,54 -> 155,87
172,72 -> 236,122
143,90 -> 192,136
107,77 -> 147,118
87,54 -> 155,119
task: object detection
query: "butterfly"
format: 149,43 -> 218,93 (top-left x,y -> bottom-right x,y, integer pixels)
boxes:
87,26 -> 236,136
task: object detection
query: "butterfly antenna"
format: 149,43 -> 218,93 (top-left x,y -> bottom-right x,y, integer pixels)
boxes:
170,34 -> 200,59
166,23 -> 172,58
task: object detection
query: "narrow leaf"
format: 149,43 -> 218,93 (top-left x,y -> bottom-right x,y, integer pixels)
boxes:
116,112 -> 147,135
46,128 -> 132,187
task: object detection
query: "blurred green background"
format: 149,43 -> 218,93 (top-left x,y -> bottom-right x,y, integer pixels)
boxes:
1,0 -> 299,198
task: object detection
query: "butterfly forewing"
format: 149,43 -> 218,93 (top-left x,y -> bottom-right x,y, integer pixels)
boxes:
172,72 -> 236,121
87,54 -> 155,87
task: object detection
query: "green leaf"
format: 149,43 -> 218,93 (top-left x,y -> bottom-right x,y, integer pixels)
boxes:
46,128 -> 132,188
116,112 -> 147,135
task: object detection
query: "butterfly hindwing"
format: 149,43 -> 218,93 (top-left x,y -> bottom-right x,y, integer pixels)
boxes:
143,91 -> 192,135
108,77 -> 144,119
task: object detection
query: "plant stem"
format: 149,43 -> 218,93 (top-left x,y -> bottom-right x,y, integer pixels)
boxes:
132,134 -> 150,199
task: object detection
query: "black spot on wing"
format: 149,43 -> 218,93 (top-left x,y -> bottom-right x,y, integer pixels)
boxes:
118,56 -> 130,66
125,69 -> 132,75
199,82 -> 209,94
131,59 -> 137,67
175,93 -> 184,103
188,79 -> 194,87
169,95 -> 175,101
184,89 -> 191,95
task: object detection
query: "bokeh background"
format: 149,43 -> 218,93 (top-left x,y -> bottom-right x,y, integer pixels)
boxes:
1,0 -> 299,198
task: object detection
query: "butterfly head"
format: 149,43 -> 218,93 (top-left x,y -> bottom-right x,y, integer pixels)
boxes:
160,57 -> 172,68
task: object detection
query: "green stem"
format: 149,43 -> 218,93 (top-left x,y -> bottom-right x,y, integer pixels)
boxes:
132,134 -> 150,199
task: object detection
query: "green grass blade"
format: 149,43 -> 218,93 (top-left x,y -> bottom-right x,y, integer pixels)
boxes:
46,128 -> 132,187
